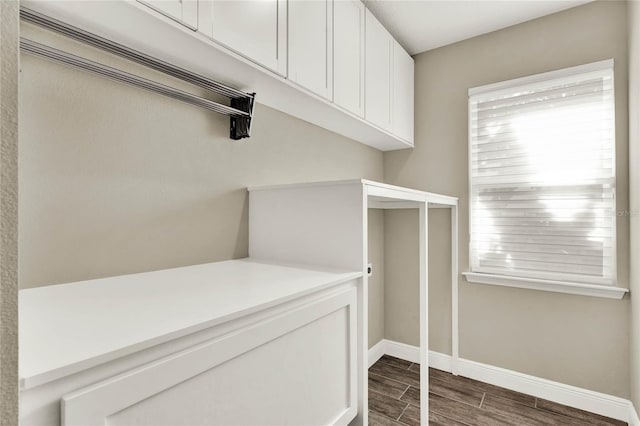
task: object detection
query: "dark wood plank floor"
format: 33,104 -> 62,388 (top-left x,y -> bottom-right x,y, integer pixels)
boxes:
368,355 -> 627,426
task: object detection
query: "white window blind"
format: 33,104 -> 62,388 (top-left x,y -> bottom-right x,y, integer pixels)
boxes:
469,60 -> 616,286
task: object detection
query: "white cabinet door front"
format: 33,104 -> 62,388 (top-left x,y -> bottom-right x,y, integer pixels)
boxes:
393,40 -> 414,144
365,9 -> 393,132
288,0 -> 333,99
204,0 -> 287,76
61,287 -> 358,426
333,0 -> 364,117
137,0 -> 198,29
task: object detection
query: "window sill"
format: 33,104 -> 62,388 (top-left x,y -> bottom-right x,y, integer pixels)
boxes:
462,272 -> 629,300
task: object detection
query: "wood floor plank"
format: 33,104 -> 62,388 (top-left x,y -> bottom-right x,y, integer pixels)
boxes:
398,404 -> 420,426
370,372 -> 410,399
370,364 -> 624,426
536,398 -> 628,426
482,394 -> 585,426
400,386 -> 420,406
428,412 -> 471,426
429,377 -> 484,407
369,389 -> 409,420
429,368 -> 536,407
369,410 -> 405,426
429,393 -> 513,425
370,361 -> 421,387
379,355 -> 413,370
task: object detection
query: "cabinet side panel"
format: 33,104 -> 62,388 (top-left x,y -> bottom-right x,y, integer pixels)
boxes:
393,41 -> 414,144
249,184 -> 364,270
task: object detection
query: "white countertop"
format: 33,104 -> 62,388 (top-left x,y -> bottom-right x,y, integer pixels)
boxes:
19,258 -> 362,390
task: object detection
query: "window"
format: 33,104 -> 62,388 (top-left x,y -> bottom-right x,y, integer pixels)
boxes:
467,60 -> 618,294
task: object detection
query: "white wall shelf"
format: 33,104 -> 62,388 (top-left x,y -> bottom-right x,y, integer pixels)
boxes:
249,179 -> 458,424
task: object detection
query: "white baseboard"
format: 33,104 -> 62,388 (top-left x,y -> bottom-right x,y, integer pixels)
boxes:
368,339 -> 386,368
383,339 -> 420,363
456,357 -> 631,423
369,339 -> 633,424
370,339 -> 449,371
426,350 -> 453,373
630,402 -> 640,426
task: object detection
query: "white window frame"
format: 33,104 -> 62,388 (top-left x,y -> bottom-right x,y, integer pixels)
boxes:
463,59 -> 628,300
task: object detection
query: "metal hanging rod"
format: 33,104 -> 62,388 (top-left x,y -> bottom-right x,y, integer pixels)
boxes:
20,7 -> 256,139
21,38 -> 249,117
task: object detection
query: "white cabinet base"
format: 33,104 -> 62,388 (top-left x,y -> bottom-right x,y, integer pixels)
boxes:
20,261 -> 361,426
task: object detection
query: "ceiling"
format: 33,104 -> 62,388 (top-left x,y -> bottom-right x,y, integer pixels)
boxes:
363,0 -> 593,55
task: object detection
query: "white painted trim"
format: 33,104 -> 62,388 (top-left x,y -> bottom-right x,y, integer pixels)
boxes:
384,340 -> 420,364
369,342 -> 633,423
451,205 -> 459,375
456,357 -> 631,423
463,272 -> 629,300
368,340 -> 386,368
248,179 -> 459,207
369,340 -> 451,372
468,58 -> 614,96
630,403 -> 640,426
368,200 -> 422,210
418,203 -> 429,422
428,351 -> 453,373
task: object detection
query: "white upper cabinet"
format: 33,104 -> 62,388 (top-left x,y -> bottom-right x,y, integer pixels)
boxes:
333,0 -> 365,117
57,0 -> 414,150
365,9 -> 393,132
200,0 -> 287,76
392,40 -> 414,144
137,0 -> 198,29
287,0 -> 333,99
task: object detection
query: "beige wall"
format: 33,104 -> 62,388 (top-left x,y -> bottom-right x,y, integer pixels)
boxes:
0,1 -> 19,425
383,210 -> 419,347
384,0 -> 630,397
629,0 -> 640,413
382,209 -> 452,354
18,26 -> 384,289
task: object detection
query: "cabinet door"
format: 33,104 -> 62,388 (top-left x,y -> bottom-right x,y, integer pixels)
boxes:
61,287 -> 358,426
333,0 -> 365,117
288,0 -> 333,99
203,0 -> 287,76
365,9 -> 393,132
137,0 -> 198,29
393,40 -> 414,144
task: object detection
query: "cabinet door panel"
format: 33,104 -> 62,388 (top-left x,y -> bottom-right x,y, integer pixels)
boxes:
206,0 -> 287,76
393,41 -> 414,144
61,287 -> 358,426
137,0 -> 198,29
333,0 -> 364,117
365,9 -> 392,131
288,0 -> 333,99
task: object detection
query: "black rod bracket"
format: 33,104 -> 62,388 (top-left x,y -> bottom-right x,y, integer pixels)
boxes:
230,93 -> 256,140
